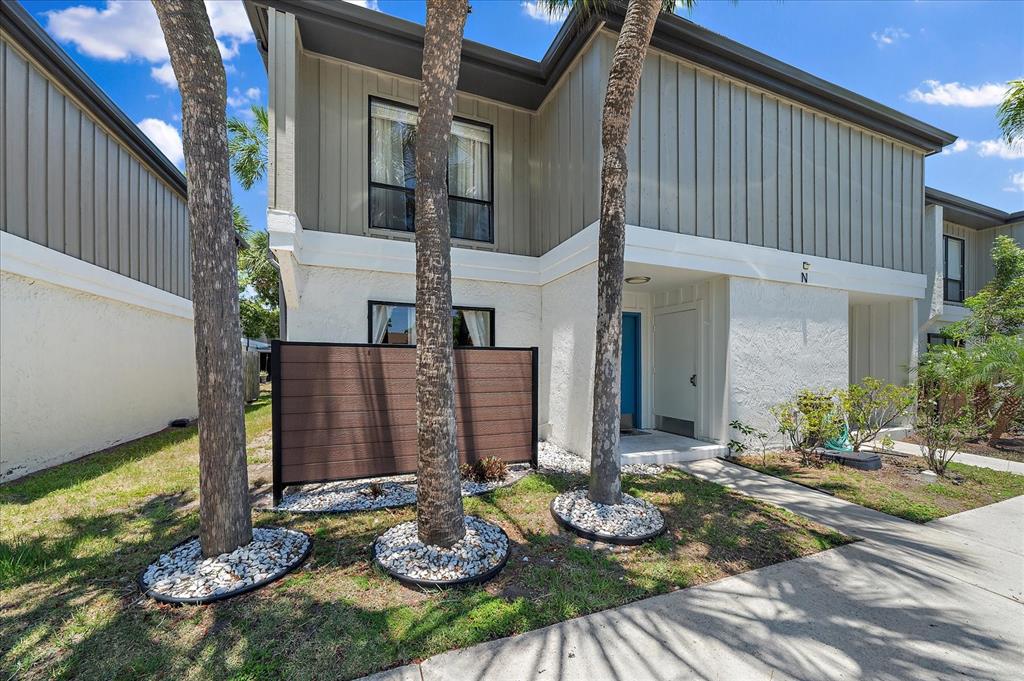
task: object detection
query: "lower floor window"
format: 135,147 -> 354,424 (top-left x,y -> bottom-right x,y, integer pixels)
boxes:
369,302 -> 494,347
927,332 -> 962,347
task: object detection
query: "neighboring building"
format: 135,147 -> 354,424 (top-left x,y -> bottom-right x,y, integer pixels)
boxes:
247,1 -> 998,456
1,3 -> 197,480
921,188 -> 1024,346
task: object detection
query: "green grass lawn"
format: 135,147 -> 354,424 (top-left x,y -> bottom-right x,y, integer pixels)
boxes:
737,451 -> 1024,523
2,397 -> 849,680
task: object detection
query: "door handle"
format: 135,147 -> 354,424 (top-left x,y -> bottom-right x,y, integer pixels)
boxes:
690,374 -> 697,387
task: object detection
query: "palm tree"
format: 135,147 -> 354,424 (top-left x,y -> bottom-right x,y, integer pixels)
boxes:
414,0 -> 471,547
227,105 -> 268,190
972,335 -> 1024,447
151,0 -> 251,556
543,0 -> 685,505
998,79 -> 1024,147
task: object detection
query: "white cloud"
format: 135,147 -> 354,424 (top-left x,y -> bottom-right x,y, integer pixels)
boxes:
1006,171 -> 1024,192
227,86 -> 261,108
151,62 -> 177,89
977,138 -> 1024,160
344,0 -> 381,10
521,1 -> 568,25
137,118 -> 184,167
1005,171 -> 1024,193
908,80 -> 1008,107
941,139 -> 970,156
871,27 -> 909,48
44,1 -> 253,88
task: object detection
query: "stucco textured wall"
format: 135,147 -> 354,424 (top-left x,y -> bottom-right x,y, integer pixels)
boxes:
288,267 -> 541,346
1,272 -> 197,481
727,276 -> 849,440
540,264 -> 597,456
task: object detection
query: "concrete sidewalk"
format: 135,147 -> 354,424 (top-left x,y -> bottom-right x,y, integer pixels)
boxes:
364,460 -> 1024,681
867,438 -> 1024,476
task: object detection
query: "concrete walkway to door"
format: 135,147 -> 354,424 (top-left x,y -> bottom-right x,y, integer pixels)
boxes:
363,459 -> 1024,681
618,430 -> 727,465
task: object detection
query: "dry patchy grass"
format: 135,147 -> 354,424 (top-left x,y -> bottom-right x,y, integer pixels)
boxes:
2,398 -> 848,680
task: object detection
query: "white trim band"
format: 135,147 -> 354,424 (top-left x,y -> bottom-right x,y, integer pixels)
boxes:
1,231 -> 194,320
268,211 -> 927,299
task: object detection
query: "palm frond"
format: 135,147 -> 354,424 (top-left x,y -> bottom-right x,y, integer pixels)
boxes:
998,79 -> 1024,146
227,105 -> 268,190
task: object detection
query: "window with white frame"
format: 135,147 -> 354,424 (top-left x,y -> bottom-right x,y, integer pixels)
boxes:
369,98 -> 493,242
368,302 -> 494,347
943,235 -> 965,303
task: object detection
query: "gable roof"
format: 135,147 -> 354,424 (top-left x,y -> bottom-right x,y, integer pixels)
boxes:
1,0 -> 188,198
244,0 -> 956,154
926,187 -> 1024,229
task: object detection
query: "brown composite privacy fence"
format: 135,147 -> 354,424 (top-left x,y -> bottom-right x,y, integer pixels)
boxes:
271,341 -> 538,503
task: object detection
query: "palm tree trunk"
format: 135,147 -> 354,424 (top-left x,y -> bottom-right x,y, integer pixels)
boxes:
589,0 -> 661,506
989,394 -> 1021,447
415,0 -> 469,547
151,0 -> 251,556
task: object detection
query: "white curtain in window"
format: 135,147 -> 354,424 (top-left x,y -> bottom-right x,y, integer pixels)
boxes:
461,310 -> 490,347
371,102 -> 417,187
448,123 -> 490,201
372,305 -> 392,343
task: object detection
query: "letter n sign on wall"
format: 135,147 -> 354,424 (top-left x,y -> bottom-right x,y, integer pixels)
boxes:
801,272 -> 809,283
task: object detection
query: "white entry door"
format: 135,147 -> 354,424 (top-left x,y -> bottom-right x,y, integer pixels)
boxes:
654,309 -> 698,423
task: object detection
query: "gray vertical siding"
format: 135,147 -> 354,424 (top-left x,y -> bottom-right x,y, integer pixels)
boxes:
296,52 -> 535,256
614,34 -> 927,273
944,219 -> 1024,299
1,37 -> 190,299
283,29 -> 932,273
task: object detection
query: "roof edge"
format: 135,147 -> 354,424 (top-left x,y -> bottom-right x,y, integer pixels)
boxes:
246,0 -> 956,153
1,1 -> 188,198
925,187 -> 1021,229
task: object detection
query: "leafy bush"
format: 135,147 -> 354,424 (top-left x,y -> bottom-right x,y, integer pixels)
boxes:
770,389 -> 843,466
728,419 -> 771,465
460,457 -> 508,483
839,377 -> 916,451
915,345 -> 991,475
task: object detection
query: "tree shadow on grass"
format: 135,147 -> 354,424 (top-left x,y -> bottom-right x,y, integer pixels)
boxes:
6,466 -> 1014,681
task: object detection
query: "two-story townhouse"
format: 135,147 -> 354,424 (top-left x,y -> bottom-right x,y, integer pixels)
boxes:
1,3 -> 197,480
247,0 -> 961,458
921,188 -> 1024,345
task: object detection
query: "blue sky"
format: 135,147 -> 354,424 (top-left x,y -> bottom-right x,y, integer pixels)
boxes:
23,0 -> 1023,235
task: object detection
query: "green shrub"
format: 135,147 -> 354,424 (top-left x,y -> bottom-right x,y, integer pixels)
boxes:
839,377 -> 916,451
728,419 -> 771,465
770,389 -> 843,466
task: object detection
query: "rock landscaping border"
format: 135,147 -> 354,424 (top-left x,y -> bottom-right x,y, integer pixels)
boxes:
139,527 -> 312,605
371,516 -> 510,588
269,465 -> 532,515
550,490 -> 666,546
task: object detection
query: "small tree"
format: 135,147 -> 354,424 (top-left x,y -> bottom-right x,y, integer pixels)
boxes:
840,377 -> 916,452
915,344 -> 987,475
947,235 -> 1024,342
770,390 -> 843,466
728,419 -> 771,465
972,334 -> 1024,446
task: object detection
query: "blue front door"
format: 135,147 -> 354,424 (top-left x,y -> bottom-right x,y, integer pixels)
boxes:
621,312 -> 641,429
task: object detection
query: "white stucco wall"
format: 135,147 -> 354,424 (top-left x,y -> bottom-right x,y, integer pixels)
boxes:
287,266 -> 542,346
726,276 -> 849,440
540,264 -> 597,456
0,271 -> 197,481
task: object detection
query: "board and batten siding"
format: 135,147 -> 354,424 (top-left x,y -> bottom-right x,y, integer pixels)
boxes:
617,34 -> 926,274
291,50 -> 534,256
1,36 -> 191,299
944,219 -> 1024,299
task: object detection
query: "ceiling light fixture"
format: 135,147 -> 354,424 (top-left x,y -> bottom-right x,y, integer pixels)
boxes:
625,275 -> 651,284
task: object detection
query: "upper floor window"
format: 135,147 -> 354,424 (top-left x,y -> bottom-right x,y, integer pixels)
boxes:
368,301 -> 494,347
943,235 -> 965,303
369,98 -> 493,243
